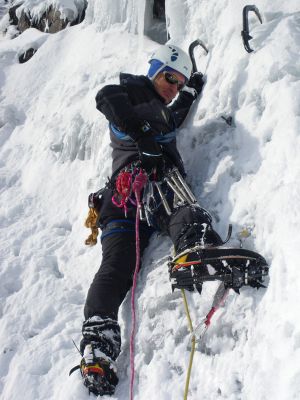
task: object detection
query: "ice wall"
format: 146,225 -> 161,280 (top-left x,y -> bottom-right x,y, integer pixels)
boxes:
1,1 -> 300,399
85,0 -> 146,38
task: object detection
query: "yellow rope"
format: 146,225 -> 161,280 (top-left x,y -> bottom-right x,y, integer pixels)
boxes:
181,289 -> 196,400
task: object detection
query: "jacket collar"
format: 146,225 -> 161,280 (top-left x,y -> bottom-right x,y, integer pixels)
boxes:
119,73 -> 165,103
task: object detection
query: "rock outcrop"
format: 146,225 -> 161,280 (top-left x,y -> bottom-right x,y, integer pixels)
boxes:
8,1 -> 87,35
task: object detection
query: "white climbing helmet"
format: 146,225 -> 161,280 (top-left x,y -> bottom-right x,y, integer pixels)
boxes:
148,44 -> 192,81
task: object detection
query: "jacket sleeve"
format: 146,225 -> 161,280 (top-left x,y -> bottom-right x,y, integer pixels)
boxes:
168,91 -> 195,128
95,85 -> 144,139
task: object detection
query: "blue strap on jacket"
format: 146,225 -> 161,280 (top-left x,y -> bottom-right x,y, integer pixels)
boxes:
110,123 -> 176,144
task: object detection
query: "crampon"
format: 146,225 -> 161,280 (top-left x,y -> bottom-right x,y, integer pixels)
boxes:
80,357 -> 118,396
69,345 -> 118,397
169,246 -> 268,293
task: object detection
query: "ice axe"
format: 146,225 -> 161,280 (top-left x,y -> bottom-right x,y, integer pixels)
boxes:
188,40 -> 233,128
188,39 -> 209,74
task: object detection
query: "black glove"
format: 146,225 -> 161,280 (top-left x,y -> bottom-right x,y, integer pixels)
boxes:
136,135 -> 164,176
186,72 -> 205,96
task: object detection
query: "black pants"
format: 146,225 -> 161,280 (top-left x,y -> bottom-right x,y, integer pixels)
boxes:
84,193 -> 222,320
84,227 -> 152,320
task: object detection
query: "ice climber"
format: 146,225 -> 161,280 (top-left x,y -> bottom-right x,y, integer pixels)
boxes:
72,44 -> 267,396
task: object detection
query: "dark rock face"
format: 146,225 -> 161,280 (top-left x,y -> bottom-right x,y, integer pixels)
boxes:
17,7 -> 31,32
145,0 -> 168,44
9,1 -> 87,34
43,8 -> 70,33
153,0 -> 165,20
8,5 -> 20,26
19,48 -> 37,63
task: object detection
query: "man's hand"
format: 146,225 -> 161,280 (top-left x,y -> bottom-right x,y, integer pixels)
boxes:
186,72 -> 205,97
136,135 -> 164,176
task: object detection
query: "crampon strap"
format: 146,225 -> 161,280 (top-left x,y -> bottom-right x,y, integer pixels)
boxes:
81,363 -> 105,377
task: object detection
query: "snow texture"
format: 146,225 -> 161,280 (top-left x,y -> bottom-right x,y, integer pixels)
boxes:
0,0 -> 300,399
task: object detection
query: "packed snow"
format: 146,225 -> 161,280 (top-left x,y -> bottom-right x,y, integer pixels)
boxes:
0,0 -> 300,399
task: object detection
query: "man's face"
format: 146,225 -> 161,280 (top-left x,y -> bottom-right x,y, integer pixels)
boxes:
153,70 -> 186,104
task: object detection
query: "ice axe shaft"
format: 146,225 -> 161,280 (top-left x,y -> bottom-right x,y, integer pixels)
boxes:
188,39 -> 209,73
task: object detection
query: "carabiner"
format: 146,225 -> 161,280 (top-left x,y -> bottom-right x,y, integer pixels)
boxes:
241,5 -> 263,53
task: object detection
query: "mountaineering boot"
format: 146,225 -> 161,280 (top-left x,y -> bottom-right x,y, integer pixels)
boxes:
169,205 -> 223,255
168,205 -> 268,292
79,316 -> 121,396
168,205 -> 224,294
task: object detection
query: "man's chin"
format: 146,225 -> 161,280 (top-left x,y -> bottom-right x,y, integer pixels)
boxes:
162,94 -> 173,104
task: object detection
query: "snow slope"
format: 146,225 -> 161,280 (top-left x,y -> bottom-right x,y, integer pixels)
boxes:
0,0 -> 300,399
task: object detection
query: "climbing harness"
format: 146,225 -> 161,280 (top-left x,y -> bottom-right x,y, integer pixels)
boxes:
241,5 -> 263,53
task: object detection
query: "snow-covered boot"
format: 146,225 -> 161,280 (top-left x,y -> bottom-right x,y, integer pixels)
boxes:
169,205 -> 223,255
79,316 -> 121,396
80,342 -> 118,396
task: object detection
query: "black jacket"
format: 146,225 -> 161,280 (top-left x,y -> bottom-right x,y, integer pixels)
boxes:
95,73 -> 195,176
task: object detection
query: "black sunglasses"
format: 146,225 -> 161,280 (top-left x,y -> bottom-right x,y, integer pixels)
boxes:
163,71 -> 186,91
